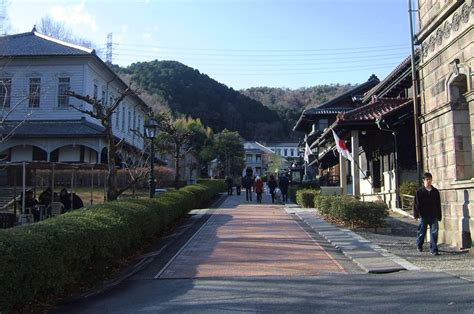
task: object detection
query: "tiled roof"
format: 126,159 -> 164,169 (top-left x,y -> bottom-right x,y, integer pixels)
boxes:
316,74 -> 379,109
303,107 -> 351,115
294,75 -> 380,132
362,50 -> 420,102
0,119 -> 105,137
0,31 -> 94,56
339,98 -> 412,122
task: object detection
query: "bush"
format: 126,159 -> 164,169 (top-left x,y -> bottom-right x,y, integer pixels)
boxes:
400,181 -> 418,196
313,195 -> 388,227
0,181 -> 222,312
288,182 -> 320,203
295,189 -> 319,208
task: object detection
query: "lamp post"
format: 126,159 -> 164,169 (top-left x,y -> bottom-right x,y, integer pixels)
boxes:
145,117 -> 159,198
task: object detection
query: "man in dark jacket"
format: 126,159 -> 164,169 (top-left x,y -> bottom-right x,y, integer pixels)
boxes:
413,172 -> 442,255
278,174 -> 290,203
242,175 -> 254,201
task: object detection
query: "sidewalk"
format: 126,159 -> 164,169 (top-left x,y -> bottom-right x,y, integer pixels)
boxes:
287,202 -> 473,281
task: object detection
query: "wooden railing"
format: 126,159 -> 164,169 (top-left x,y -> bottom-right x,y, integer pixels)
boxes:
401,194 -> 415,211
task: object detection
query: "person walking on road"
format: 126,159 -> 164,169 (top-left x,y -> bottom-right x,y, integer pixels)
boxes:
255,176 -> 263,203
413,172 -> 442,255
268,175 -> 277,203
279,173 -> 290,203
242,174 -> 254,201
225,176 -> 233,196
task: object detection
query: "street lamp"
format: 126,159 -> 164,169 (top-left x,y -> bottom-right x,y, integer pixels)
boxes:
144,117 -> 159,198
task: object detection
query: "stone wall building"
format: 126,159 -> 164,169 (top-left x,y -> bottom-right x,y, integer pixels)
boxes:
415,0 -> 473,248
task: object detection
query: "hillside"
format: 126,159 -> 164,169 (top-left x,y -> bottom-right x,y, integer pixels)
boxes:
112,60 -> 354,141
116,60 -> 286,141
240,85 -> 353,133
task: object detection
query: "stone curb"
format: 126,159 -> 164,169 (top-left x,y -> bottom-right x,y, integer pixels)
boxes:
285,205 -> 418,273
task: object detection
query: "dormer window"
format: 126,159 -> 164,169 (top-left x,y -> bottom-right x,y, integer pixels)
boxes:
58,77 -> 70,106
0,78 -> 11,108
29,78 -> 41,107
93,84 -> 98,100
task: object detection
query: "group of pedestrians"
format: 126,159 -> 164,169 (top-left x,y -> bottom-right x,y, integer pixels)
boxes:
227,172 -> 290,204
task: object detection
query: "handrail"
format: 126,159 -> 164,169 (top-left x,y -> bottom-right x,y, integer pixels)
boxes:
401,194 -> 415,210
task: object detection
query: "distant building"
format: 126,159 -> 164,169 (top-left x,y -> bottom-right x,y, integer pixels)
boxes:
243,141 -> 275,177
265,142 -> 300,159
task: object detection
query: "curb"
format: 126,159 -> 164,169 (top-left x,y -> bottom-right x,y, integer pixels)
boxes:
286,205 -> 419,273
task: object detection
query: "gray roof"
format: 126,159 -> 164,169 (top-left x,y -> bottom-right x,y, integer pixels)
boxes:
302,107 -> 351,115
0,31 -> 94,56
0,119 -> 105,137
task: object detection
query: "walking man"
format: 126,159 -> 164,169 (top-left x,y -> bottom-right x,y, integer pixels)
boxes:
413,172 -> 442,255
279,173 -> 290,203
242,174 -> 253,201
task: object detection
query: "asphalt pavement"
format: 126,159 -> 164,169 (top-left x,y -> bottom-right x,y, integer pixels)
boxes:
52,192 -> 474,313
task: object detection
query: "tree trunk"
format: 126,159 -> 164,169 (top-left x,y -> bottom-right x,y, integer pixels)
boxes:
106,124 -> 119,201
174,143 -> 181,188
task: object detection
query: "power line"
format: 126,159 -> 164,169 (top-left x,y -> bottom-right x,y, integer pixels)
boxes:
112,42 -> 410,53
111,52 -> 408,65
111,46 -> 410,58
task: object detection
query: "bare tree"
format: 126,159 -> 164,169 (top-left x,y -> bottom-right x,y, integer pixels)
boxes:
155,113 -> 205,188
36,16 -> 98,52
0,77 -> 35,146
65,86 -> 143,201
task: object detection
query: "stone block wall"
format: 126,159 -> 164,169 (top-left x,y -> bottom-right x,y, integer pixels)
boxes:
418,0 -> 473,248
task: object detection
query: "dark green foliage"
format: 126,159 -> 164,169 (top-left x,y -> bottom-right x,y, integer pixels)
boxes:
120,60 -> 287,141
295,189 -> 319,208
0,181 -> 222,311
241,85 -> 353,139
400,181 -> 418,196
313,195 -> 388,227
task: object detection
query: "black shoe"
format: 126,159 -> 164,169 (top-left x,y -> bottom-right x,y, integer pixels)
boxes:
417,246 -> 423,252
430,251 -> 439,255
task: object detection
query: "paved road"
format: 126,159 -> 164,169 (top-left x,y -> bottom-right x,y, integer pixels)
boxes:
54,193 -> 474,313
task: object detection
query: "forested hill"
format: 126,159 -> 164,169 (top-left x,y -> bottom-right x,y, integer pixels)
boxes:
240,85 -> 353,133
112,60 -> 354,141
115,60 -> 287,141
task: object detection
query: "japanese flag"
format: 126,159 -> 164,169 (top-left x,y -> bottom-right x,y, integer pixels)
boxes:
332,130 -> 352,160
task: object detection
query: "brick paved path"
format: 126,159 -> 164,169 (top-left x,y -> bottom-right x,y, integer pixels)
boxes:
156,193 -> 345,279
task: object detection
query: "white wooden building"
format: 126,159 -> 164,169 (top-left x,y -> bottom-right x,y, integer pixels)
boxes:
0,30 -> 150,166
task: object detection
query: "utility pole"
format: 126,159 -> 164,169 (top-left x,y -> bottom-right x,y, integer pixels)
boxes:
408,0 -> 422,185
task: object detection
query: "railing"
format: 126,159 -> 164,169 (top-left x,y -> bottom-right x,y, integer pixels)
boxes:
401,194 -> 415,211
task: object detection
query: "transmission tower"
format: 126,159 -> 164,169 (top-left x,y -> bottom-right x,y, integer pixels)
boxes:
106,33 -> 113,63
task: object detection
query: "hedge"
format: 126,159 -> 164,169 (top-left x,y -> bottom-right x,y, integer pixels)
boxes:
313,194 -> 388,227
0,180 -> 224,312
295,189 -> 319,208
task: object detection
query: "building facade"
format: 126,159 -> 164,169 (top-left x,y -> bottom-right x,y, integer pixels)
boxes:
416,0 -> 473,248
0,31 -> 149,170
243,141 -> 275,177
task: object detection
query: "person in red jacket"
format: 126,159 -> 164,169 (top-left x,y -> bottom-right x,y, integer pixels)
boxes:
254,176 -> 264,204
413,172 -> 442,255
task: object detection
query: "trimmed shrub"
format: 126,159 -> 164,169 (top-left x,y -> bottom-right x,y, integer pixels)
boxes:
313,195 -> 388,227
296,189 -> 319,208
0,181 -> 221,312
400,181 -> 418,196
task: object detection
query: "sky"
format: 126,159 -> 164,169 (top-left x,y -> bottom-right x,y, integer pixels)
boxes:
6,0 -> 415,90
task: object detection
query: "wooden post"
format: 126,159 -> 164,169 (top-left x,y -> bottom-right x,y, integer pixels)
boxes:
351,130 -> 360,196
22,162 -> 26,215
339,155 -> 347,195
90,168 -> 94,205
